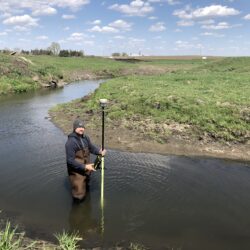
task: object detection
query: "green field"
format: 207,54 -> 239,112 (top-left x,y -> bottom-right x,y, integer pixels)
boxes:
1,54 -> 249,143
51,57 -> 250,143
0,53 -> 208,95
0,54 -> 138,95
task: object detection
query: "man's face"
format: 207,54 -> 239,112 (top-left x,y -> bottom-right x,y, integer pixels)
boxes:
75,127 -> 85,135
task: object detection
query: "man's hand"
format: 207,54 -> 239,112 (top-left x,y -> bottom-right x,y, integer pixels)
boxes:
99,149 -> 107,156
85,163 -> 96,172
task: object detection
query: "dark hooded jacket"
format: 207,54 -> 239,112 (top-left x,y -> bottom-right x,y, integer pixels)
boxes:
65,132 -> 100,175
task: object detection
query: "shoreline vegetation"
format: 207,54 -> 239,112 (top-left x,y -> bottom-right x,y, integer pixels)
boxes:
0,53 -> 200,95
48,56 -> 249,162
1,53 -> 249,160
0,216 -> 146,250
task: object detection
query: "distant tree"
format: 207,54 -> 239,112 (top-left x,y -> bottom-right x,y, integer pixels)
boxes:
122,52 -> 128,57
112,52 -> 120,57
31,49 -> 52,55
80,50 -> 84,57
21,50 -> 30,55
2,48 -> 11,54
14,48 -> 21,53
59,50 -> 70,57
48,42 -> 61,55
69,50 -> 84,57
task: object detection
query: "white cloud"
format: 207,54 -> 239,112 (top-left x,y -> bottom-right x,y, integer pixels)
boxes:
149,16 -> 158,20
49,0 -> 90,11
66,32 -> 94,46
88,25 -> 119,33
14,26 -> 30,31
149,22 -> 166,32
201,32 -> 225,37
18,38 -> 31,42
3,15 -> 39,27
109,19 -> 132,31
177,20 -> 194,26
0,13 -> 11,19
36,35 -> 49,40
58,39 -> 67,44
0,32 -> 7,36
243,14 -> 250,20
114,35 -> 125,39
166,0 -> 180,5
175,40 -> 189,47
153,35 -> 162,39
173,5 -> 240,20
64,26 -> 70,30
148,0 -> 180,4
202,22 -> 240,30
198,19 -> 215,25
68,32 -> 85,41
91,19 -> 101,25
129,37 -> 145,43
127,37 -> 146,50
32,7 -> 57,16
62,14 -> 76,19
84,40 -> 94,46
175,40 -> 203,49
0,0 -> 90,14
88,20 -> 132,33
109,0 -> 154,17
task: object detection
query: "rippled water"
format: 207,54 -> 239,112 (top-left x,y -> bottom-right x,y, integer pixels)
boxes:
0,80 -> 250,250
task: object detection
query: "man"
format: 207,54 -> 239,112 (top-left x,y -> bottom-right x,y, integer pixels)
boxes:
65,119 -> 106,202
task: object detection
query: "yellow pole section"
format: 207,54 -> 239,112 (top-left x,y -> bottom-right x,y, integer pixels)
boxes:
100,156 -> 105,234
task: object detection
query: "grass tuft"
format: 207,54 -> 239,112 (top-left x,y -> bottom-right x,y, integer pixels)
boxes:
55,231 -> 82,250
129,242 -> 147,250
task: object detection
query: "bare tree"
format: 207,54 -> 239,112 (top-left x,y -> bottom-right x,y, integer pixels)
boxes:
48,42 -> 61,55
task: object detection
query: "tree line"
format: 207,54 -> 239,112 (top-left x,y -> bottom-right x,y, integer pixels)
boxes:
0,42 -> 84,57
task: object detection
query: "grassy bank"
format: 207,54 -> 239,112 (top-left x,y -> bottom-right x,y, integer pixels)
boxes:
0,220 -> 77,249
0,54 -> 133,95
0,53 -> 203,95
0,220 -> 146,250
50,57 -> 250,147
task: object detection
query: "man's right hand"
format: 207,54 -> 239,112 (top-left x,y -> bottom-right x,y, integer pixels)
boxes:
85,163 -> 96,172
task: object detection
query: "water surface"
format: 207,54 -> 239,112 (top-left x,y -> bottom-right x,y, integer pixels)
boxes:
0,80 -> 250,250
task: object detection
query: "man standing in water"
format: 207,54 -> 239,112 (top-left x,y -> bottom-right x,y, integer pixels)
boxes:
65,119 -> 106,202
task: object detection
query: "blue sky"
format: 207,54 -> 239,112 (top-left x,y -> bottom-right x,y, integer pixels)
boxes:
0,0 -> 250,56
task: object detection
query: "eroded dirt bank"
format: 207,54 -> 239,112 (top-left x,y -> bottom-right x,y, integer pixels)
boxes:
49,110 -> 250,162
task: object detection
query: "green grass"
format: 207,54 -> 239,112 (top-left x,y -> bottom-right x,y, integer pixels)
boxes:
0,54 -> 202,95
129,242 -> 147,250
0,221 -> 147,250
55,231 -> 82,250
0,219 -> 83,250
53,57 -> 250,143
0,54 -> 137,95
0,53 -> 161,95
0,221 -> 23,250
0,221 -> 37,250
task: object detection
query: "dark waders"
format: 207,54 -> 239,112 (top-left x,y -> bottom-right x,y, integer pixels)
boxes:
70,148 -> 90,202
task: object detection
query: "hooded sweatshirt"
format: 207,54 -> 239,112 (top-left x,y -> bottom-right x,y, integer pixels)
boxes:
65,132 -> 100,175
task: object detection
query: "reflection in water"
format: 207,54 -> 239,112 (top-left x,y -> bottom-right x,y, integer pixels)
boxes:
69,195 -> 98,236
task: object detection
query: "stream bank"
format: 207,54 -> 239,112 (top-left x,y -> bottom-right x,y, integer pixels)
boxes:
49,108 -> 250,162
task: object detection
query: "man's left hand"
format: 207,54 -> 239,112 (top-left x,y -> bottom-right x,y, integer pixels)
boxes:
99,149 -> 106,156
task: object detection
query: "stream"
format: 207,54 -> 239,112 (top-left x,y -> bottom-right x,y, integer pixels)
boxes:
0,80 -> 250,250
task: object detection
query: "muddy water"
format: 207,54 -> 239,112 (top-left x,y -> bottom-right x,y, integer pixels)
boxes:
0,80 -> 250,250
